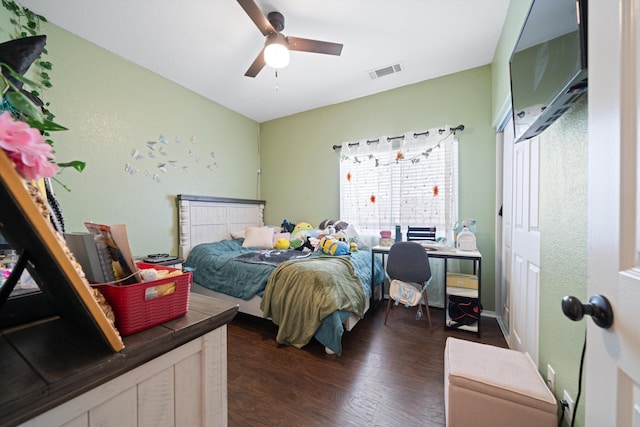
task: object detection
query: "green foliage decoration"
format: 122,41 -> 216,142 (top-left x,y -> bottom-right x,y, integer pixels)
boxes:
1,0 -> 86,189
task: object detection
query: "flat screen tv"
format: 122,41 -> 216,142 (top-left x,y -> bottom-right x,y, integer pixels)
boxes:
510,0 -> 588,143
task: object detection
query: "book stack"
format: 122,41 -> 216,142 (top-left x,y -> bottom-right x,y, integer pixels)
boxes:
64,232 -> 115,283
65,223 -> 139,285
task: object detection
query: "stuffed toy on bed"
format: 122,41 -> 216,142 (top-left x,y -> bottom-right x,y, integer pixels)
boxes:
281,219 -> 295,233
294,236 -> 316,252
319,219 -> 349,232
318,237 -> 350,256
290,222 -> 314,249
274,237 -> 290,249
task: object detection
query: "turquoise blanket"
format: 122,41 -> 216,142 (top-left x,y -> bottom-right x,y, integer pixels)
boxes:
184,239 -> 274,299
184,239 -> 385,354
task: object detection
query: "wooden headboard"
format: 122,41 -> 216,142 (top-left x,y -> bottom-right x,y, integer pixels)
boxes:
176,195 -> 265,258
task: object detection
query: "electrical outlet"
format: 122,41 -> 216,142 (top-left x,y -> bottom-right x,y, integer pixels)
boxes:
546,364 -> 556,393
563,390 -> 575,426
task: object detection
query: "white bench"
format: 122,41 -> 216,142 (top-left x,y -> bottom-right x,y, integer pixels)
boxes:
444,337 -> 557,427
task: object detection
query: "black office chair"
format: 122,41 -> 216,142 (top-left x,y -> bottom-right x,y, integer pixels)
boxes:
384,241 -> 433,330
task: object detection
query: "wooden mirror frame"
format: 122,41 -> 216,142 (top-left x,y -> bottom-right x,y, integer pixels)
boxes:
0,150 -> 123,351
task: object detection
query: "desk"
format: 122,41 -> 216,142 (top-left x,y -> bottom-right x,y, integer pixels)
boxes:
371,245 -> 482,336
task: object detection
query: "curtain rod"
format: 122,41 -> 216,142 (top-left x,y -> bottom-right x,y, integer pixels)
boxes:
332,124 -> 465,151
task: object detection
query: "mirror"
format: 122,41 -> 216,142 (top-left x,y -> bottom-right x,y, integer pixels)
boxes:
0,150 -> 123,351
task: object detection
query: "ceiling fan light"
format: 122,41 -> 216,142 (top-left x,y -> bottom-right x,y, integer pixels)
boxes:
264,34 -> 290,69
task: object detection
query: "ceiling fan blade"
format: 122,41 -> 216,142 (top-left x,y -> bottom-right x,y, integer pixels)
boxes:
245,48 -> 266,77
236,0 -> 276,36
287,37 -> 343,56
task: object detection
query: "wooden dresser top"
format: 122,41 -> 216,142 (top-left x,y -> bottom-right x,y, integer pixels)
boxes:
0,293 -> 237,427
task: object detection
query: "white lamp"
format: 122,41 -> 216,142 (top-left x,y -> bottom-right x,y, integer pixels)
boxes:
264,33 -> 290,69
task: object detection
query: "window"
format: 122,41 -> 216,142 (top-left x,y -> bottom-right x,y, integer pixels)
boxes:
339,128 -> 458,243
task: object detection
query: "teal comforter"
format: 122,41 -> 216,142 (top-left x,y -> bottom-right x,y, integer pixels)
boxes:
184,238 -> 385,354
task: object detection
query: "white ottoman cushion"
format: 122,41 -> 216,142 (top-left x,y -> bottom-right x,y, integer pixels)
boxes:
444,337 -> 557,427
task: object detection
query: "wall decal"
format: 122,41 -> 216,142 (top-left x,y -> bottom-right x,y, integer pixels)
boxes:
125,134 -> 219,183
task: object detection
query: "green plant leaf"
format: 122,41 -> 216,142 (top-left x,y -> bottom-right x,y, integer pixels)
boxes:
5,90 -> 43,122
50,176 -> 72,192
26,116 -> 67,132
0,63 -> 41,88
57,160 -> 86,172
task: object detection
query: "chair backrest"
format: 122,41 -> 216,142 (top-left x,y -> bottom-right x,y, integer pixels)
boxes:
406,226 -> 436,242
386,241 -> 431,283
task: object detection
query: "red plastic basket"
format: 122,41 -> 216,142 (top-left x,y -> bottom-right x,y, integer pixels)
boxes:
96,262 -> 191,336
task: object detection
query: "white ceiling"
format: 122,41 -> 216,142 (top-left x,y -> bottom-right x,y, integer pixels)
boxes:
18,0 -> 511,123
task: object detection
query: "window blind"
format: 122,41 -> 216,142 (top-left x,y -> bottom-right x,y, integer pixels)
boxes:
339,129 -> 458,242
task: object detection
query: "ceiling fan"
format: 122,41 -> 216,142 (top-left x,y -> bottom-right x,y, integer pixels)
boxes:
237,0 -> 344,77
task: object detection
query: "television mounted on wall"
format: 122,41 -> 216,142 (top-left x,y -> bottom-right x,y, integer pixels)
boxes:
509,0 -> 588,143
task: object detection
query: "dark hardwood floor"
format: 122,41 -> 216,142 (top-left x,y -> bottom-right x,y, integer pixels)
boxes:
228,303 -> 507,427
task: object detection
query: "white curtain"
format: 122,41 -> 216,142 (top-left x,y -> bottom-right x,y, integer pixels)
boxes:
338,126 -> 459,308
339,126 -> 458,243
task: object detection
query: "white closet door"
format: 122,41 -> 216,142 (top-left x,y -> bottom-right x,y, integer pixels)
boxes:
499,116 -> 514,338
510,135 -> 541,364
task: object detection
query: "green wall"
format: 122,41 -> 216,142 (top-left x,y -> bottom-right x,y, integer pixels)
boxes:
491,0 -> 532,127
491,2 -> 586,425
538,96 -> 587,425
0,16 -> 260,257
260,66 -> 497,311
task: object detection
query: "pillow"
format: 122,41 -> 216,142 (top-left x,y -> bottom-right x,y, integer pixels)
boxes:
273,232 -> 290,246
242,226 -> 274,248
345,223 -> 369,249
230,229 -> 246,239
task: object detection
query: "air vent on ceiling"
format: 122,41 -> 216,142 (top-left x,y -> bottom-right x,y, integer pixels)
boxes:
368,63 -> 403,80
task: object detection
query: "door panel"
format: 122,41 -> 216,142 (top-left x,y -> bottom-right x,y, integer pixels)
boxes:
500,117 -> 515,336
510,136 -> 541,363
587,0 -> 640,424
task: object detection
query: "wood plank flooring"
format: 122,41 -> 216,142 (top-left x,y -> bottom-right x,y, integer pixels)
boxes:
227,303 -> 507,427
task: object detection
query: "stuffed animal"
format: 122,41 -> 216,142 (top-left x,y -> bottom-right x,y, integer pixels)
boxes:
319,219 -> 349,232
333,221 -> 349,232
344,223 -> 365,249
334,230 -> 348,242
318,237 -> 350,256
318,225 -> 336,239
274,237 -> 290,250
290,222 -> 314,248
318,219 -> 334,230
291,221 -> 313,237
295,236 -> 315,252
281,219 -> 296,233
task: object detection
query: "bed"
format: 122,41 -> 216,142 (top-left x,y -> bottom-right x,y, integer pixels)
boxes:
176,194 -> 385,355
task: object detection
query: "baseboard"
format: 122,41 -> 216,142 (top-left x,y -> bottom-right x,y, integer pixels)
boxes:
481,310 -> 496,319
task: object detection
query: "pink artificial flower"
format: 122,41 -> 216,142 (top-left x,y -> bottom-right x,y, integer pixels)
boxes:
0,111 -> 57,180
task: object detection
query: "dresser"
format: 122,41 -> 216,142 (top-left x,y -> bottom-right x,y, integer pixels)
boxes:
0,293 -> 237,427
